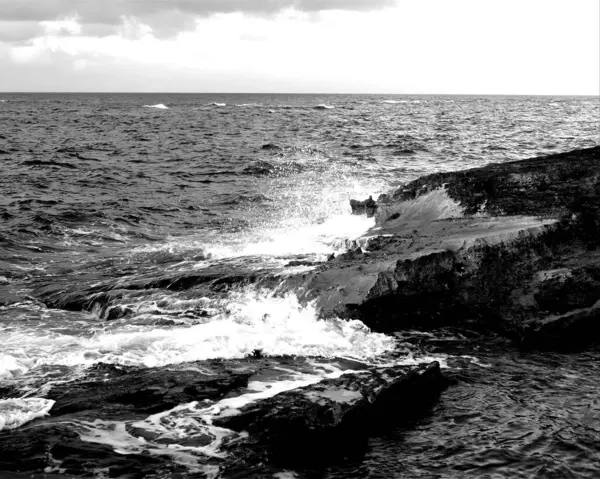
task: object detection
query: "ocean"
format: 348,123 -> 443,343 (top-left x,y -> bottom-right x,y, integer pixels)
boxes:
0,93 -> 599,478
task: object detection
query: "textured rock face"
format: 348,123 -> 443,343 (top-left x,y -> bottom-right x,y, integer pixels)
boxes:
0,358 -> 448,476
299,146 -> 600,349
215,362 -> 447,469
382,146 -> 600,218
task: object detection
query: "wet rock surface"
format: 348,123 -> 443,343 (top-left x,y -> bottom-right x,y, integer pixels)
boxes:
305,146 -> 600,349
0,357 -> 448,477
216,362 -> 448,474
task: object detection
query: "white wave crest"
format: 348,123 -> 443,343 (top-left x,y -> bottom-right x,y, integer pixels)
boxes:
0,398 -> 55,431
210,102 -> 226,107
382,99 -> 422,104
142,104 -> 169,109
314,104 -> 334,109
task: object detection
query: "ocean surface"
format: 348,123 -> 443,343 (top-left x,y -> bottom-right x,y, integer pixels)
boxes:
0,93 -> 599,478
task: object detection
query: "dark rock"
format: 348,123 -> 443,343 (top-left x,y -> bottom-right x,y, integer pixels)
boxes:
385,146 -> 600,218
285,260 -> 317,267
215,362 -> 447,467
46,364 -> 251,417
261,143 -> 281,150
104,305 -> 133,320
0,423 -> 172,476
350,195 -> 377,217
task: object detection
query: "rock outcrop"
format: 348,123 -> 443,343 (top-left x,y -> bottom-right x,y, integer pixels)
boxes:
216,361 -> 447,473
294,146 -> 600,349
0,357 -> 448,476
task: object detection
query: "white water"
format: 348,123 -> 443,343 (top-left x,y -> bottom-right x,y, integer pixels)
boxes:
132,211 -> 374,262
142,103 -> 169,109
0,288 -> 395,376
382,100 -> 423,104
379,187 -> 465,222
0,398 -> 55,431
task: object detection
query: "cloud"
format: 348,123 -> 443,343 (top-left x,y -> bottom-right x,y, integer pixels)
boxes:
0,0 -> 396,40
0,21 -> 45,44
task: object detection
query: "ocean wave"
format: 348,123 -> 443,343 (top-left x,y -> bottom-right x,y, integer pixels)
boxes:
235,103 -> 262,108
314,104 -> 334,110
0,398 -> 55,431
142,104 -> 169,109
210,102 -> 226,107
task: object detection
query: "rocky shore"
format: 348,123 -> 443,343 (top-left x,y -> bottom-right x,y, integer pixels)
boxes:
302,145 -> 600,349
1,146 -> 598,477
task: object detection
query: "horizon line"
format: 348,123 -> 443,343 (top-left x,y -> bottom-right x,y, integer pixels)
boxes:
0,91 -> 598,97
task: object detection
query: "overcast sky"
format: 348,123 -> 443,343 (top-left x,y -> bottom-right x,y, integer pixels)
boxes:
0,0 -> 598,94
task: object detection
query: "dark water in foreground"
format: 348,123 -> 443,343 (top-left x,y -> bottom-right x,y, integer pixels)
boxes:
326,333 -> 600,479
0,93 -> 599,478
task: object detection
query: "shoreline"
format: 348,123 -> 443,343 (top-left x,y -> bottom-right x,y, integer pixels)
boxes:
307,145 -> 600,349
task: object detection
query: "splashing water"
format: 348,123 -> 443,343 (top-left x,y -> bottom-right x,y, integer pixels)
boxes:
379,187 -> 465,223
0,288 -> 396,376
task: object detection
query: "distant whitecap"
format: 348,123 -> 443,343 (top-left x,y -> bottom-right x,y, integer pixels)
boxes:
382,99 -> 421,104
142,103 -> 169,109
314,104 -> 334,110
211,102 -> 226,107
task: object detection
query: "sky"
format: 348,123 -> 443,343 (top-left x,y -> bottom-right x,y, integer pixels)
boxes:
0,0 -> 598,94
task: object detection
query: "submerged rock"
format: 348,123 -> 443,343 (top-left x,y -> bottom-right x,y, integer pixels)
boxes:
350,195 -> 377,217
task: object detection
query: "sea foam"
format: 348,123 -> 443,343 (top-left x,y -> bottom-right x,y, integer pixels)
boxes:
0,398 -> 55,431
